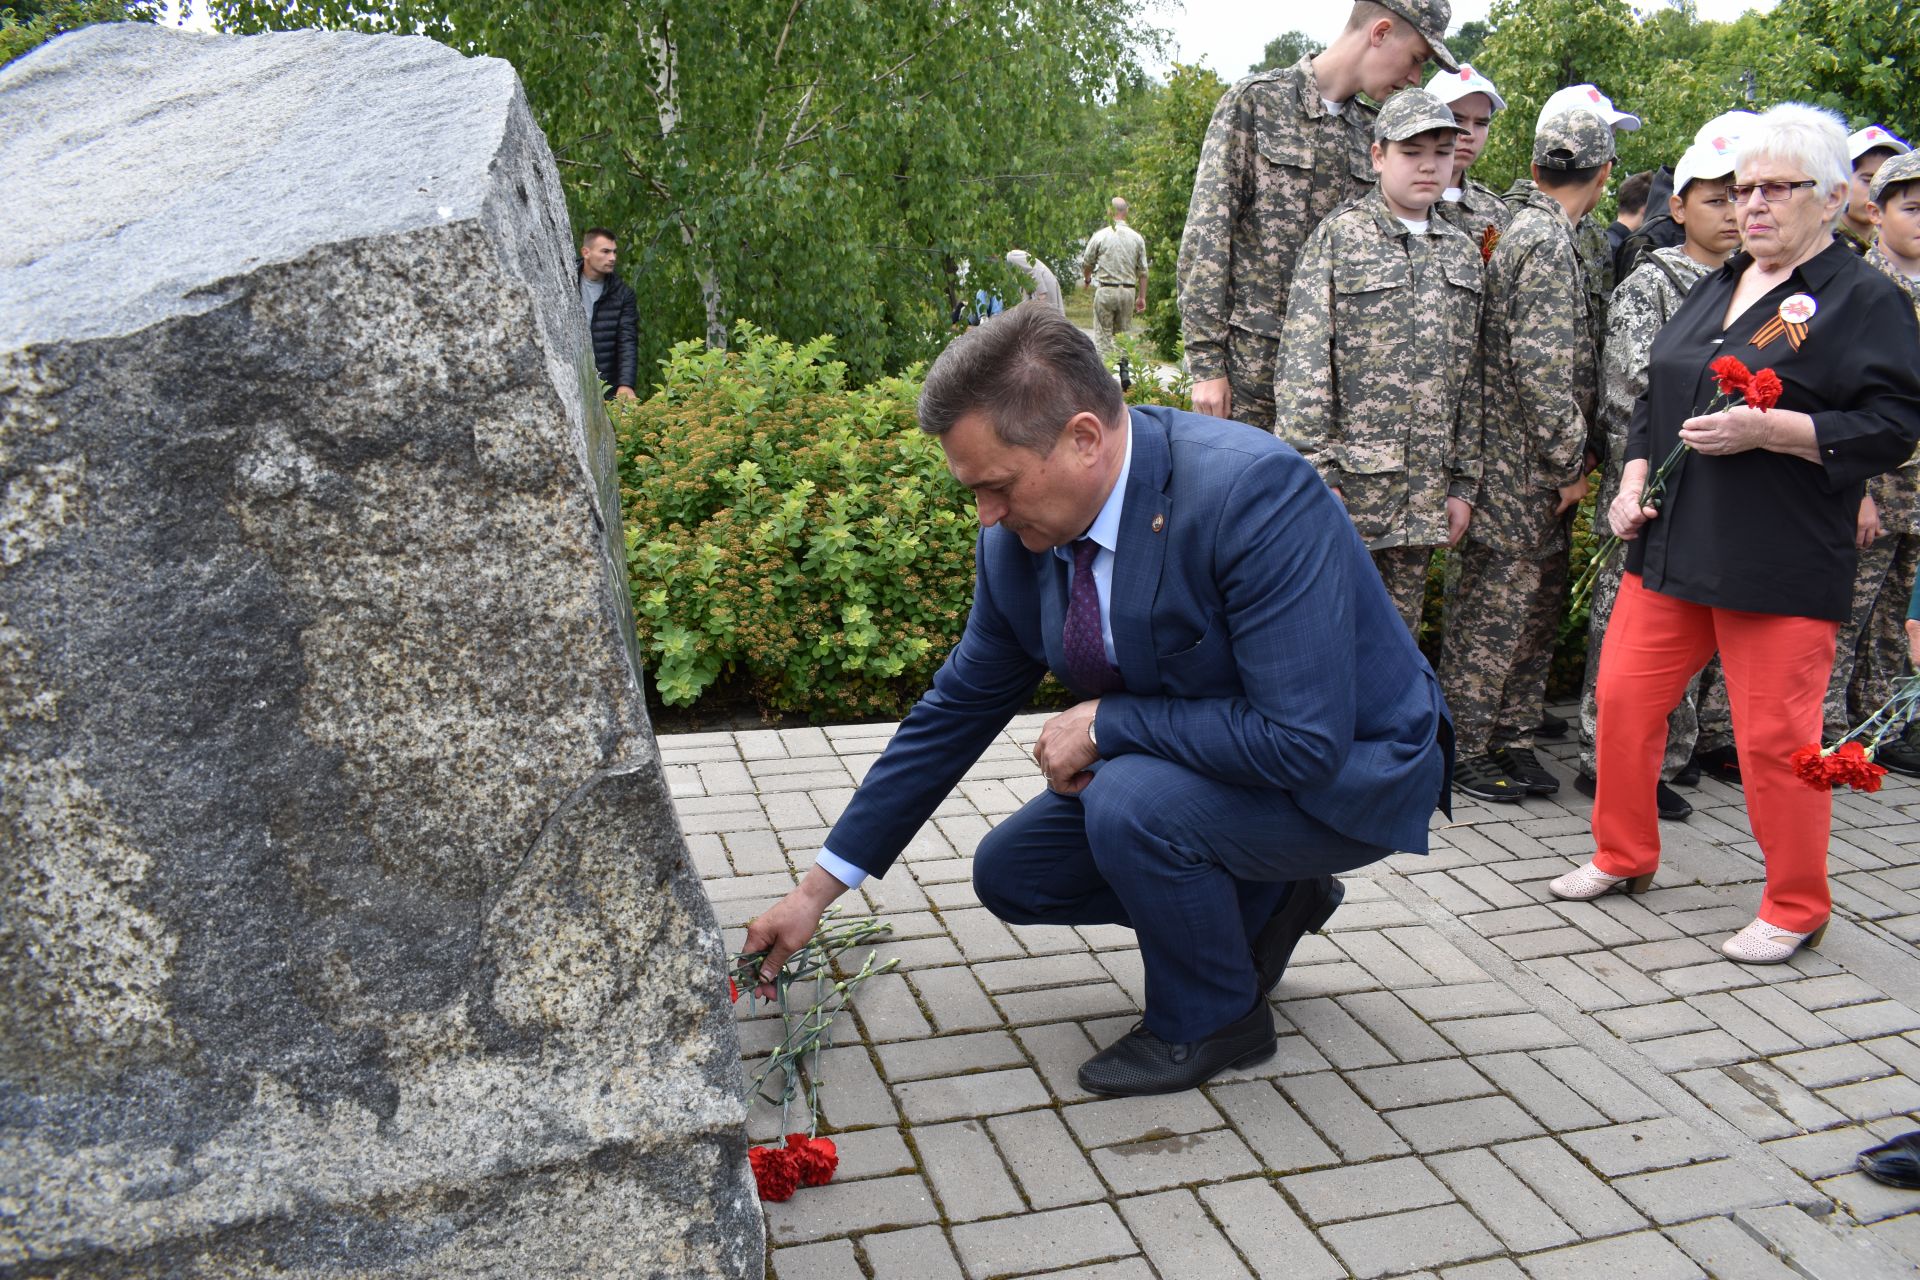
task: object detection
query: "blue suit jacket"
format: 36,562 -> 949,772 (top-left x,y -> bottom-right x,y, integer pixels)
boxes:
826,405 -> 1452,878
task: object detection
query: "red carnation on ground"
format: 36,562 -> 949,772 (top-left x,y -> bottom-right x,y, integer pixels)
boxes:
1710,355 -> 1752,398
1745,368 -> 1784,412
786,1133 -> 839,1186
749,1144 -> 800,1202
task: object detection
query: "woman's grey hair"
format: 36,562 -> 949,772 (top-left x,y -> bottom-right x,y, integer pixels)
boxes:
1733,102 -> 1851,223
917,301 -> 1125,453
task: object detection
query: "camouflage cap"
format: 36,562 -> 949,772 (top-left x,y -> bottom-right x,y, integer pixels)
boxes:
1534,107 -> 1616,170
1374,0 -> 1459,72
1375,88 -> 1458,143
1871,150 -> 1920,204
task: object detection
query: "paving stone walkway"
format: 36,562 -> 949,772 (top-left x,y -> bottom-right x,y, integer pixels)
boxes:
668,706 -> 1920,1279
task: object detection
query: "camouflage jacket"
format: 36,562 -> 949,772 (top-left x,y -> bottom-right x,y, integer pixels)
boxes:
1839,221 -> 1874,258
1593,247 -> 1712,534
1275,188 -> 1485,550
1865,241 -> 1920,533
1084,223 -> 1149,286
1503,178 -> 1612,343
1177,55 -> 1378,382
1469,191 -> 1601,557
1435,179 -> 1511,249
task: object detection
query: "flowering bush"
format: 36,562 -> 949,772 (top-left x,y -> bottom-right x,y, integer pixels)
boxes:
613,324 -> 977,718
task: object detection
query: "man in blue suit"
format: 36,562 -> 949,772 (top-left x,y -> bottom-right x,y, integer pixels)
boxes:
745,304 -> 1451,1095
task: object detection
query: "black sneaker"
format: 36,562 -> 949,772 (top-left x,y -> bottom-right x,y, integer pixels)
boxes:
1536,711 -> 1570,739
1877,727 -> 1920,778
1456,752 -> 1526,803
1656,782 -> 1693,821
1673,758 -> 1703,787
1692,745 -> 1741,785
1574,772 -> 1596,798
1495,746 -> 1559,795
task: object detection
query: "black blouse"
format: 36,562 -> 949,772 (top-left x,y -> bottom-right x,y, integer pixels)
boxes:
1625,240 -> 1920,621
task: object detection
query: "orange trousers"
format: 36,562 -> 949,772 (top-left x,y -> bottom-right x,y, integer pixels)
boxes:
1592,574 -> 1839,931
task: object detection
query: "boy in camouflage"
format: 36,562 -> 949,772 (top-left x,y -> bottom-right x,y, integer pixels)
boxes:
1275,88 -> 1484,632
1425,64 -> 1510,245
1178,0 -> 1457,430
1576,134 -> 1746,819
1441,107 -> 1614,803
1833,149 -> 1920,772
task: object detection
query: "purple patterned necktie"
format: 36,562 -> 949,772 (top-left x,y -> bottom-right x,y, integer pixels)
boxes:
1063,538 -> 1123,694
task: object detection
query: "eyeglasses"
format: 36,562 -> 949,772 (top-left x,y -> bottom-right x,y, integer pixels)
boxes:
1729,180 -> 1819,205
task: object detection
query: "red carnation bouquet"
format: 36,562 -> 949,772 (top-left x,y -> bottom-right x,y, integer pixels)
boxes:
728,908 -> 894,1202
1480,224 -> 1501,263
1790,675 -> 1920,793
1571,356 -> 1784,610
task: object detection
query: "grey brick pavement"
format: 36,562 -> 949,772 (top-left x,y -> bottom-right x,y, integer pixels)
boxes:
670,708 -> 1920,1279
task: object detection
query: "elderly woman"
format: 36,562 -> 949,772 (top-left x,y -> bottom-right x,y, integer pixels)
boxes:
1551,104 -> 1920,963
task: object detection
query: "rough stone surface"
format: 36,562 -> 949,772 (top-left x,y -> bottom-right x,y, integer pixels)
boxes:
0,24 -> 758,1278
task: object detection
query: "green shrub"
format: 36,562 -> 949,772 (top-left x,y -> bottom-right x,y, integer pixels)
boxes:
614,324 -> 977,720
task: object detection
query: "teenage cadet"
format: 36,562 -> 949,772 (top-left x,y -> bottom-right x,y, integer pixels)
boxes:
1275,88 -> 1484,633
1426,63 -> 1510,245
1839,125 -> 1912,256
1444,108 -> 1615,802
1576,133 -> 1747,821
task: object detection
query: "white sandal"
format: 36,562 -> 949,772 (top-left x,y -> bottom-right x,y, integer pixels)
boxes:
1720,917 -> 1828,965
1548,861 -> 1654,901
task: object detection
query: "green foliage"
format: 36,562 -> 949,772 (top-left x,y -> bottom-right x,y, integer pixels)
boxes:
1448,19 -> 1491,68
1250,30 -> 1321,75
1468,0 -> 1920,209
1,0 -> 155,65
615,323 -> 978,720
1117,62 -> 1227,361
211,0 -> 1165,388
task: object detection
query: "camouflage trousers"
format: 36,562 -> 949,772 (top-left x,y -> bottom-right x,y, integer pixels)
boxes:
1440,541 -> 1568,757
1823,530 -> 1920,741
1371,545 -> 1433,635
1091,286 -> 1135,357
1225,326 -> 1278,431
1576,544 -> 1732,780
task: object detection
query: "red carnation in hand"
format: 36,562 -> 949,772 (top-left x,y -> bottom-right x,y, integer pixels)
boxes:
1745,368 -> 1784,412
786,1133 -> 839,1186
749,1144 -> 800,1202
1790,744 -> 1830,789
729,977 -> 741,1004
1710,355 -> 1752,398
1827,741 -> 1888,793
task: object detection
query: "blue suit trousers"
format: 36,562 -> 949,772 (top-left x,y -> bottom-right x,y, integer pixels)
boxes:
972,754 -> 1390,1042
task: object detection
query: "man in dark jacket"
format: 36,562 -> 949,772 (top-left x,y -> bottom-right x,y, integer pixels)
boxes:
578,227 -> 638,399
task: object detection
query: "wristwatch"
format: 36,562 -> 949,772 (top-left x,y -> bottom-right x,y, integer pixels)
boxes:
1086,717 -> 1099,752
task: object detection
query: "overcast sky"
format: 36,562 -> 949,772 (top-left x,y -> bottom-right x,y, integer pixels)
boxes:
1161,0 -> 1780,79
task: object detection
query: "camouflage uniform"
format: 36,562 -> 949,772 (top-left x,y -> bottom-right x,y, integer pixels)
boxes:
1083,222 -> 1148,356
1826,240 -> 1920,738
1178,55 -> 1377,430
1441,172 -> 1603,758
1503,178 -> 1613,361
1837,220 -> 1874,258
1435,178 -> 1511,247
1276,179 -> 1485,632
1577,247 -> 1733,779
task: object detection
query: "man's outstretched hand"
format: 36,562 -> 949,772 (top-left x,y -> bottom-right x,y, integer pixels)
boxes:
1034,699 -> 1100,794
741,864 -> 852,999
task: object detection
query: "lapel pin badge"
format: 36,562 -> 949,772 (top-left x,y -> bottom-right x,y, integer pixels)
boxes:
1151,513 -> 1165,533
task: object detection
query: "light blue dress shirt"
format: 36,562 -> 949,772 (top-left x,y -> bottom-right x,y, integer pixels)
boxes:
815,419 -> 1135,890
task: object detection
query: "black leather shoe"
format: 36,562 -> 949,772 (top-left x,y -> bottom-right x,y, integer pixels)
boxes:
1077,1001 -> 1277,1097
1456,752 -> 1525,803
1536,711 -> 1570,739
1857,1130 -> 1920,1189
1574,772 -> 1596,798
1495,746 -> 1559,795
1655,781 -> 1693,821
1252,875 -> 1344,995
